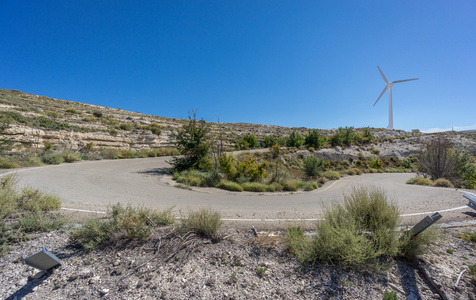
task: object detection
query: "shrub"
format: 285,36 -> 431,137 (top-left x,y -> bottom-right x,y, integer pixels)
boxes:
215,181 -> 243,192
323,171 -> 340,180
369,157 -> 383,169
62,151 -> 81,162
70,204 -> 175,250
174,170 -> 217,187
169,111 -> 210,171
17,187 -> 61,212
304,129 -> 324,149
285,187 -> 425,269
236,133 -> 259,150
15,212 -> 67,233
286,130 -> 303,148
301,181 -> 318,191
415,177 -> 433,186
219,153 -> 237,180
406,176 -> 423,184
120,123 -> 132,131
92,111 -> 103,118
236,155 -> 267,182
0,175 -> 18,218
282,180 -> 297,191
241,182 -> 267,192
432,178 -> 454,188
180,208 -> 222,239
303,155 -> 322,178
41,153 -> 64,165
383,290 -> 398,300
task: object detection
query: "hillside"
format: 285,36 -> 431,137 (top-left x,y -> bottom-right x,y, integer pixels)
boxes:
1,88 -> 476,158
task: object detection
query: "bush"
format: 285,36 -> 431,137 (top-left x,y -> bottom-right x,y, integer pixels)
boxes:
304,129 -> 324,149
369,157 -> 383,169
236,155 -> 267,182
284,186 -> 435,269
286,130 -> 303,148
62,151 -> 81,162
174,170 -> 218,187
169,111 -> 210,171
15,212 -> 67,233
241,182 -> 267,192
92,111 -> 103,118
415,177 -> 433,186
301,181 -> 318,191
218,153 -> 237,180
283,180 -> 298,191
180,208 -> 222,239
17,187 -> 61,212
215,180 -> 243,192
432,178 -> 454,188
70,204 -> 175,250
119,123 -> 132,131
303,155 -> 322,178
323,171 -> 340,180
42,153 -> 64,165
0,174 -> 19,218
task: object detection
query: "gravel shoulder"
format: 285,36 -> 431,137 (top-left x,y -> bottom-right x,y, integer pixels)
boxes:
1,225 -> 475,299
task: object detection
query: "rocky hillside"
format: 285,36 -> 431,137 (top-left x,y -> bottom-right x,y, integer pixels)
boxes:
1,88 -> 475,157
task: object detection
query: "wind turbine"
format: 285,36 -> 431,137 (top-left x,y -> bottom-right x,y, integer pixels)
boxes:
373,66 -> 418,130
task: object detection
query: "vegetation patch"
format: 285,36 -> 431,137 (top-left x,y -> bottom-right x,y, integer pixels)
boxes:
284,186 -> 439,269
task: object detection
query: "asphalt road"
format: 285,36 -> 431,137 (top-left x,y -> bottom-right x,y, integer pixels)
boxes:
3,157 -> 475,225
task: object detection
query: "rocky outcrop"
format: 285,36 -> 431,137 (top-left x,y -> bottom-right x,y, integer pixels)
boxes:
3,125 -> 174,150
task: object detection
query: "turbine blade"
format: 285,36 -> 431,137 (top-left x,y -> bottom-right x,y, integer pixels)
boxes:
392,78 -> 419,84
377,66 -> 388,83
373,86 -> 387,106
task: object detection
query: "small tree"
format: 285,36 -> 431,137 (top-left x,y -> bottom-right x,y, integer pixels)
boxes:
168,111 -> 210,171
418,136 -> 458,180
286,130 -> 303,148
304,129 -> 324,149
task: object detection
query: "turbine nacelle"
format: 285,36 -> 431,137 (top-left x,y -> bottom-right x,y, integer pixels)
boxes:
373,66 -> 418,130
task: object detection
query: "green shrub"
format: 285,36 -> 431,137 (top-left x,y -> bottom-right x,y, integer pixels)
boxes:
286,130 -> 303,148
42,153 -> 65,165
216,180 -> 243,192
18,187 -> 61,212
383,290 -> 398,300
120,123 -> 132,131
285,186 -> 421,269
174,170 -> 217,187
401,225 -> 440,256
416,177 -> 433,186
92,111 -> 103,118
180,208 -> 222,239
15,212 -> 67,233
62,151 -> 81,162
236,155 -> 267,182
0,175 -> 18,218
283,180 -> 297,191
304,129 -> 324,149
303,155 -> 322,178
219,153 -> 237,180
70,219 -> 111,251
369,157 -> 383,169
301,181 -> 318,191
432,178 -> 454,187
323,171 -> 340,180
70,204 -> 175,250
241,182 -> 267,192
406,176 -> 422,184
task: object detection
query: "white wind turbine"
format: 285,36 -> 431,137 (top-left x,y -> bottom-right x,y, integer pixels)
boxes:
373,66 -> 418,130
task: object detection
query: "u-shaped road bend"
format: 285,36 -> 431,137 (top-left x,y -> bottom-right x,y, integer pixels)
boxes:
3,156 -> 475,226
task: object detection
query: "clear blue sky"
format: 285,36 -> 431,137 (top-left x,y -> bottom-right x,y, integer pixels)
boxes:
2,1 -> 475,132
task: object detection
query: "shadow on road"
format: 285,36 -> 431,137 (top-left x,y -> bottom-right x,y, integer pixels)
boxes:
136,167 -> 169,176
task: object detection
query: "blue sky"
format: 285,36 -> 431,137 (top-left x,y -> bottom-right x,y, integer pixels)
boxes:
1,1 -> 475,132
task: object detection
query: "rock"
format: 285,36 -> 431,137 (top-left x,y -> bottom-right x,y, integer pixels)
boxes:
99,288 -> 110,296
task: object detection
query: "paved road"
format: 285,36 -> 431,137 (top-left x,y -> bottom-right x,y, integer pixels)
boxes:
4,157 -> 475,224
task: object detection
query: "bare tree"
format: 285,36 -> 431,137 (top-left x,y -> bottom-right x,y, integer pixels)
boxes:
418,135 -> 458,180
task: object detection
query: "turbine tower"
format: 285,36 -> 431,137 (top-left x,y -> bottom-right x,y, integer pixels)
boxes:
373,66 -> 418,130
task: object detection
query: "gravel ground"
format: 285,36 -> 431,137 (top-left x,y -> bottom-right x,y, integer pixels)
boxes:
0,225 -> 475,300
